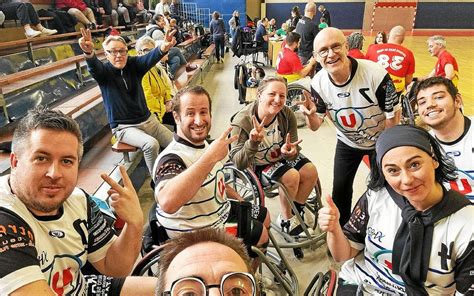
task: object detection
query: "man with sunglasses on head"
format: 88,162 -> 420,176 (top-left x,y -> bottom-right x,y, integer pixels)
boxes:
299,27 -> 400,225
78,28 -> 176,176
156,228 -> 257,296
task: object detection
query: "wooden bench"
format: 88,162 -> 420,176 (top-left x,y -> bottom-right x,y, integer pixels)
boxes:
112,141 -> 138,163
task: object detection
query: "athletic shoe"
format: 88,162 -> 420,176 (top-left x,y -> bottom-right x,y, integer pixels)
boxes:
277,214 -> 314,237
25,28 -> 42,38
40,27 -> 58,36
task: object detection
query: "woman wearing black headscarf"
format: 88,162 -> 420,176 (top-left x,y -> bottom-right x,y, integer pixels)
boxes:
318,125 -> 473,295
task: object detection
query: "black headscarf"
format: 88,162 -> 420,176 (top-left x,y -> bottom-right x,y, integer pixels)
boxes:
376,125 -> 471,295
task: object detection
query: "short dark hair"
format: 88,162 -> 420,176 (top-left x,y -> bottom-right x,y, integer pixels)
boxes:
414,76 -> 458,102
156,228 -> 253,294
212,11 -> 220,20
12,106 -> 84,160
368,125 -> 457,190
286,31 -> 301,46
172,85 -> 212,114
151,13 -> 164,24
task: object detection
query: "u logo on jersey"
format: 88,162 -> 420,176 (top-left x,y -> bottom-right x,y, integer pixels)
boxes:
447,170 -> 473,199
335,109 -> 364,131
46,255 -> 82,295
214,169 -> 227,203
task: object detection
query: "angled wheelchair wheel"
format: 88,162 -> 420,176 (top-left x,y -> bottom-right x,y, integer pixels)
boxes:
305,179 -> 323,231
319,269 -> 337,296
286,83 -> 308,128
132,245 -> 164,276
223,164 -> 265,207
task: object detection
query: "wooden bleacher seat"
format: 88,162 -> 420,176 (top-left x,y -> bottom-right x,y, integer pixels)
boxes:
112,141 -> 138,163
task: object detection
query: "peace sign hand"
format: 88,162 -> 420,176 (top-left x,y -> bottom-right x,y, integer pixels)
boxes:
206,127 -> 238,163
160,29 -> 177,53
281,133 -> 302,158
295,90 -> 316,116
249,115 -> 266,144
79,28 -> 94,53
101,165 -> 143,228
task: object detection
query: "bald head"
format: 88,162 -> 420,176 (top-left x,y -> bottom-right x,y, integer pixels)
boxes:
314,27 -> 345,49
388,25 -> 406,45
305,2 -> 316,16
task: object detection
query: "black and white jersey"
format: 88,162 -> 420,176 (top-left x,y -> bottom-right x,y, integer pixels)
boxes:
311,58 -> 400,150
153,135 -> 231,238
0,176 -> 116,295
339,187 -> 473,295
432,116 -> 474,202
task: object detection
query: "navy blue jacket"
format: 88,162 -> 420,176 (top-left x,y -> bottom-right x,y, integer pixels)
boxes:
86,47 -> 167,128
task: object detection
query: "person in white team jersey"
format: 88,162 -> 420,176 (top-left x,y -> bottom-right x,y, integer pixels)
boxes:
415,76 -> 473,202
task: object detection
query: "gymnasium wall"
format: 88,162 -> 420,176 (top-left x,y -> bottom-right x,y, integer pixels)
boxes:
263,0 -> 473,30
415,2 -> 474,29
264,1 -> 365,30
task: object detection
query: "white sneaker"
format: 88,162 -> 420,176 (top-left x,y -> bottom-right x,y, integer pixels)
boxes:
25,29 -> 42,38
277,213 -> 314,237
40,27 -> 58,36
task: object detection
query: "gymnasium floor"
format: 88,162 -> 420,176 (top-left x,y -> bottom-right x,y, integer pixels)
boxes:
138,35 -> 472,294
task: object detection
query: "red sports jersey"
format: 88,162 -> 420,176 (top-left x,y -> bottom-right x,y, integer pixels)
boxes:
348,48 -> 365,59
276,46 -> 303,75
435,50 -> 459,87
366,43 -> 415,92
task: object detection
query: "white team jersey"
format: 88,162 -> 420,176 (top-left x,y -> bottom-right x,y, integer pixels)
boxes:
339,187 -> 473,295
311,59 -> 400,150
255,119 -> 284,165
0,176 -> 115,295
153,138 -> 231,238
431,117 -> 474,202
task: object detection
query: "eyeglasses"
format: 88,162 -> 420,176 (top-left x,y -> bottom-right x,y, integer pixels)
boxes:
139,48 -> 153,54
105,49 -> 128,56
313,42 -> 345,58
163,272 -> 256,296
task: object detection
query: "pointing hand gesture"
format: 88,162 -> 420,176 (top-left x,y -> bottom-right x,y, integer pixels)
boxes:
317,195 -> 341,232
249,115 -> 266,143
281,133 -> 302,158
79,28 -> 94,53
160,29 -> 177,53
206,127 -> 238,163
296,90 -> 316,116
101,165 -> 143,228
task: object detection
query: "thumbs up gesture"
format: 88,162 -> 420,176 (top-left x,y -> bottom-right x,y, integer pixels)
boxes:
317,195 -> 341,232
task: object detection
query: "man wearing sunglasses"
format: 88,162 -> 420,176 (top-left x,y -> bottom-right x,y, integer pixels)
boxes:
299,27 -> 400,226
78,28 -> 176,176
156,228 -> 257,296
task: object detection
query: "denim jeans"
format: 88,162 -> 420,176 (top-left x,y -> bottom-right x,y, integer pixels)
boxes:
167,47 -> 186,78
112,115 -> 173,175
214,35 -> 225,60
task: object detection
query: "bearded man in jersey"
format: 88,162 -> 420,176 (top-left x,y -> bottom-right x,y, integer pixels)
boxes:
299,27 -> 400,225
152,86 -> 269,258
365,25 -> 415,97
415,77 -> 473,203
0,108 -> 156,295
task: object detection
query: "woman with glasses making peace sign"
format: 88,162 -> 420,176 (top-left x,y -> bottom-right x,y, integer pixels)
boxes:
78,28 -> 176,176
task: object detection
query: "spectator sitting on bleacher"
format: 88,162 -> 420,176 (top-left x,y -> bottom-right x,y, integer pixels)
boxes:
85,0 -> 119,27
169,18 -> 183,44
169,0 -> 181,26
0,1 -> 57,38
79,28 -> 175,175
0,107 -> 158,295
154,0 -> 169,16
145,13 -> 196,80
56,0 -> 97,30
136,36 -> 176,130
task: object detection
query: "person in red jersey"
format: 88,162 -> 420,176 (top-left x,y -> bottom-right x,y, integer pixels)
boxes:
426,35 -> 459,88
366,26 -> 415,96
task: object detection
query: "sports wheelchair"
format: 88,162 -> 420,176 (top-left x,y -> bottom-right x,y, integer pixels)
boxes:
400,80 -> 420,125
132,164 -> 328,295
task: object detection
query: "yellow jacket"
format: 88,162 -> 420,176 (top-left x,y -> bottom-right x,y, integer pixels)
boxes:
142,64 -> 172,121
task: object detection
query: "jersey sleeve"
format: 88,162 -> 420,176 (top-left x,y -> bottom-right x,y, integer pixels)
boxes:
375,73 -> 400,118
86,196 -> 116,263
0,208 -> 44,294
454,240 -> 473,294
311,86 -> 327,114
153,154 -> 187,190
342,191 -> 370,250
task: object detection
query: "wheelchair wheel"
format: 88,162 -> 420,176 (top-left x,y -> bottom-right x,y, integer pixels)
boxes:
286,83 -> 308,128
305,179 -> 323,231
223,164 -> 265,207
319,269 -> 337,296
132,245 -> 163,276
